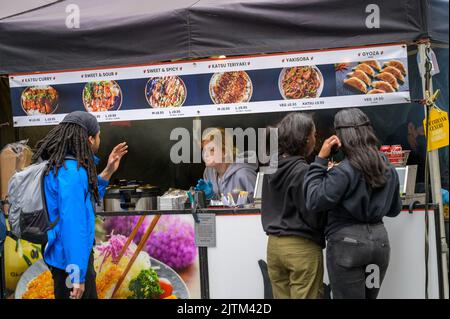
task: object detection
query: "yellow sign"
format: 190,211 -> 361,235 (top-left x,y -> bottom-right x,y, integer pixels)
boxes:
4,237 -> 42,290
423,107 -> 449,151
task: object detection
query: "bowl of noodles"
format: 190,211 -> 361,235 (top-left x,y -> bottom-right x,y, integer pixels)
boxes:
278,66 -> 323,100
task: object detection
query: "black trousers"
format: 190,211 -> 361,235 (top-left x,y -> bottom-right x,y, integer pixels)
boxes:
48,251 -> 98,299
326,223 -> 390,299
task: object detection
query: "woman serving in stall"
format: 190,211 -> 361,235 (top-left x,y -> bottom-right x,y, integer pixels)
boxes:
195,128 -> 258,203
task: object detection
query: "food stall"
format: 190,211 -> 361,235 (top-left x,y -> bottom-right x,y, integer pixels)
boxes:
0,0 -> 448,299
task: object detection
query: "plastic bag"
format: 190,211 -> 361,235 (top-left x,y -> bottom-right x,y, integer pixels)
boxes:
0,139 -> 30,154
1,139 -> 33,201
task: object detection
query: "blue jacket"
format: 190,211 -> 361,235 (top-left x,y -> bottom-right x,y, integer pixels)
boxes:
43,157 -> 108,283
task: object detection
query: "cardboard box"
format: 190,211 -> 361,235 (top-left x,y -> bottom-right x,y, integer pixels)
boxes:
0,142 -> 33,201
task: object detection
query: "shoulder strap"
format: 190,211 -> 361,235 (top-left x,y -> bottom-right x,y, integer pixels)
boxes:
40,163 -> 60,230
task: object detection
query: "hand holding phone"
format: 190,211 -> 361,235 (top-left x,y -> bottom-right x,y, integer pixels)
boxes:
318,135 -> 341,159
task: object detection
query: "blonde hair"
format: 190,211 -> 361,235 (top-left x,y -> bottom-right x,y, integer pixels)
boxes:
202,128 -> 238,163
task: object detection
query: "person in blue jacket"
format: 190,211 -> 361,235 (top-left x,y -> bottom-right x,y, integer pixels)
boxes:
32,111 -> 127,299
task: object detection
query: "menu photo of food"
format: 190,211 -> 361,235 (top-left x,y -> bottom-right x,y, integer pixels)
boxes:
335,59 -> 408,96
145,76 -> 187,108
14,214 -> 201,299
16,233 -> 189,299
82,80 -> 122,112
278,66 -> 324,100
21,86 -> 58,116
209,71 -> 253,104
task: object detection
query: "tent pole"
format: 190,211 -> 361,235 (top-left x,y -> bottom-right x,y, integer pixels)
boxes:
417,42 -> 449,299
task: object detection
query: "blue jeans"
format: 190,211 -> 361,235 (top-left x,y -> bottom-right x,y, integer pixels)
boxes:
326,223 -> 390,299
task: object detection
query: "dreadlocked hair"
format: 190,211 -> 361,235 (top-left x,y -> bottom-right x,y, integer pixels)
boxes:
32,123 -> 99,202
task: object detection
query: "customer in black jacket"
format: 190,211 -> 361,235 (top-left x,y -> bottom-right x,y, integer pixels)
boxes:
304,108 -> 402,299
262,112 -> 326,299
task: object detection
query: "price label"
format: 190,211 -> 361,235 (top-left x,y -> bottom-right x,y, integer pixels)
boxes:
194,214 -> 216,247
280,102 -> 298,108
169,109 -> 181,115
235,105 -> 249,112
105,113 -> 118,119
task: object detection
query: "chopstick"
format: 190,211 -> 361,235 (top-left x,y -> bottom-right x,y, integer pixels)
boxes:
111,214 -> 161,298
116,215 -> 146,264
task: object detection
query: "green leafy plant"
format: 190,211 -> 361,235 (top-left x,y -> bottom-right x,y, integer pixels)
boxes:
128,268 -> 163,299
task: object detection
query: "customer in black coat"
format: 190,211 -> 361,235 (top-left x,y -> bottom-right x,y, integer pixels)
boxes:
304,108 -> 402,299
261,112 -> 326,299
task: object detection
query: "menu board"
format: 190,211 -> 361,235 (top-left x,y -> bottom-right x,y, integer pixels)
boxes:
9,44 -> 410,127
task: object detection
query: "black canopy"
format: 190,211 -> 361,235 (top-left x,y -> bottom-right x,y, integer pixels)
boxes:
0,0 -> 448,74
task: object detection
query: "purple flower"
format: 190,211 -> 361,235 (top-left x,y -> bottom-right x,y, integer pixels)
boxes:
103,215 -> 197,270
145,216 -> 197,270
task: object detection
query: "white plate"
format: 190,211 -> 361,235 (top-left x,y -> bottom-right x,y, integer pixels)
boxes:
20,86 -> 59,116
278,66 -> 324,100
15,258 -> 190,299
209,71 -> 253,104
145,76 -> 187,108
82,80 -> 123,112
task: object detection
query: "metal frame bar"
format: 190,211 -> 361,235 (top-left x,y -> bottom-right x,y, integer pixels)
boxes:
199,247 -> 210,299
434,207 -> 445,299
417,42 -> 449,299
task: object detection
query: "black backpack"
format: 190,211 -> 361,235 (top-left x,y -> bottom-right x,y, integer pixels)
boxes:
0,204 -> 6,248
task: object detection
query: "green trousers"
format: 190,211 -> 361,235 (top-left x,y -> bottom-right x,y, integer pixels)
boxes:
267,235 -> 324,299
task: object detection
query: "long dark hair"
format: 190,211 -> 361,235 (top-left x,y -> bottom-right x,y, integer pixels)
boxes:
32,123 -> 99,202
334,108 -> 387,188
277,112 -> 315,157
